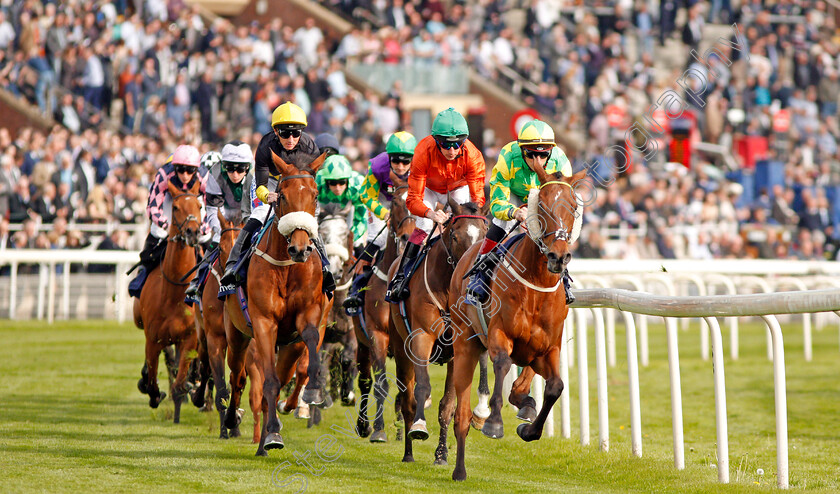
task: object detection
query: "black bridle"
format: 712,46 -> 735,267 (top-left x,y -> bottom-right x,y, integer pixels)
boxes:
169,191 -> 202,245
440,214 -> 488,265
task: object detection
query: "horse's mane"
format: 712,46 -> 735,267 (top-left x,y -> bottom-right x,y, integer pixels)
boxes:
459,202 -> 481,214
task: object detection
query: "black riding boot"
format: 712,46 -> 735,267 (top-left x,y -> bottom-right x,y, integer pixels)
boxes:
564,270 -> 575,305
185,244 -> 217,304
385,241 -> 421,303
312,237 -> 337,294
342,244 -> 380,310
220,218 -> 261,286
465,251 -> 502,305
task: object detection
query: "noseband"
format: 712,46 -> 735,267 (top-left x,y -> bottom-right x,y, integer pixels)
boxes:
274,173 -> 318,243
527,181 -> 576,258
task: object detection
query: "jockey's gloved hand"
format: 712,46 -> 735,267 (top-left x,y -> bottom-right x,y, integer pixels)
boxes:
207,241 -> 218,252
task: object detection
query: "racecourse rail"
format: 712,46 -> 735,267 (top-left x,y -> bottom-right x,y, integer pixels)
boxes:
3,251 -> 840,489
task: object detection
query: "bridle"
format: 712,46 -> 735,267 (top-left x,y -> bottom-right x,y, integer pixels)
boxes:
389,185 -> 412,252
273,173 -> 317,242
169,191 -> 201,245
528,181 -> 575,258
440,214 -> 488,265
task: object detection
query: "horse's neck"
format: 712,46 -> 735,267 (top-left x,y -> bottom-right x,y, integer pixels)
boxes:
426,240 -> 454,289
382,232 -> 398,267
263,221 -> 292,262
162,239 -> 194,281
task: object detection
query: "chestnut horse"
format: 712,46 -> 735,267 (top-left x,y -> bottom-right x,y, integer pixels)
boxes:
192,212 -> 263,442
133,179 -> 202,423
448,169 -> 586,481
222,151 -> 331,455
389,200 -> 488,464
353,180 -> 415,442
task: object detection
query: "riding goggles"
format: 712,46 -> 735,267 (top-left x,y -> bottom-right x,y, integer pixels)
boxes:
174,165 -> 197,175
523,148 -> 551,160
389,154 -> 412,164
223,162 -> 250,173
434,137 -> 466,150
277,129 -> 302,139
326,179 -> 349,187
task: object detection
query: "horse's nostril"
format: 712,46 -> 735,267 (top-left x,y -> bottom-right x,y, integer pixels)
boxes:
562,253 -> 572,264
546,252 -> 559,261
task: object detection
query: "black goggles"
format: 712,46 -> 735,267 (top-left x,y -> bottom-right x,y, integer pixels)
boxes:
277,129 -> 302,139
389,154 -> 412,164
223,162 -> 249,173
523,148 -> 551,160
435,138 -> 465,150
174,165 -> 197,175
326,179 -> 349,187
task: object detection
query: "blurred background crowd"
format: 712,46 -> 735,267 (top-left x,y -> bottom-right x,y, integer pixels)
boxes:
1,0 -> 839,264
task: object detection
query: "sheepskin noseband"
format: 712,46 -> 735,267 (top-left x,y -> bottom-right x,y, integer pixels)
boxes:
526,186 -> 583,244
276,211 -> 320,239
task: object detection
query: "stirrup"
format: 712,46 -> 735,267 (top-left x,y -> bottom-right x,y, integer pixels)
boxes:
322,270 -> 336,293
465,275 -> 490,305
219,267 -> 237,287
385,275 -> 408,303
342,294 -> 364,309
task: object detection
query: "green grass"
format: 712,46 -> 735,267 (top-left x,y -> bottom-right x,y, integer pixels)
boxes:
1,319 -> 839,493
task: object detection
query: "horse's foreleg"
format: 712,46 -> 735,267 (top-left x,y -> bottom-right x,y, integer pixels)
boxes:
207,329 -> 231,439
223,320 -> 248,431
283,352 -> 308,419
355,343 -> 373,438
192,323 -> 210,409
300,322 -> 324,406
392,333 -> 416,463
246,346 -> 263,444
510,366 -> 537,423
340,328 -> 358,406
472,351 -> 491,423
434,360 -> 456,465
254,317 -> 283,453
369,334 -> 390,442
144,339 -> 166,408
482,337 -> 513,439
452,338 -> 482,481
408,333 -> 435,441
171,330 -> 198,424
516,348 -> 564,442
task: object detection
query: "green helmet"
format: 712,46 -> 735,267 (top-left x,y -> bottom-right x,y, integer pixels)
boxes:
386,131 -> 417,155
431,107 -> 469,140
321,155 -> 352,180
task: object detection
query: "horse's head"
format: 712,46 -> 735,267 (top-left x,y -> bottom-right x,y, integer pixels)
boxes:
167,179 -> 202,247
388,173 -> 415,254
527,168 -> 588,273
272,150 -> 326,263
443,198 -> 489,264
218,211 -> 244,266
318,203 -> 352,276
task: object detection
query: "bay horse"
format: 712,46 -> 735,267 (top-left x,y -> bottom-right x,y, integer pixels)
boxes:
448,169 -> 587,481
389,200 -> 488,464
133,179 -> 202,423
353,179 -> 415,442
192,212 -> 263,442
222,151 -> 331,455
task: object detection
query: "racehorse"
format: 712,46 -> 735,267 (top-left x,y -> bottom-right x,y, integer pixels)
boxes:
222,151 -> 331,455
133,179 -> 202,423
291,202 -> 359,426
192,212 -> 263,442
353,179 -> 416,442
447,169 -> 586,481
389,199 -> 489,464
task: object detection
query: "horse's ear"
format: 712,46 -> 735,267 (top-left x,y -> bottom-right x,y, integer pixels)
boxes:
271,150 -> 297,176
308,152 -> 328,174
533,163 -> 551,185
188,176 -> 201,195
567,168 -> 588,186
480,200 -> 490,217
166,179 -> 180,199
217,210 -> 227,227
447,196 -> 462,215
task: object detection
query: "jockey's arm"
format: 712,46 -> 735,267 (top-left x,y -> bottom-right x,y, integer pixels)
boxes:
465,142 -> 487,206
488,153 -> 518,221
360,170 -> 389,220
253,135 -> 274,203
146,166 -> 171,237
204,173 -> 224,244
350,174 -> 368,245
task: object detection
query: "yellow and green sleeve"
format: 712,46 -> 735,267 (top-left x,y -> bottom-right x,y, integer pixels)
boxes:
360,171 -> 388,220
488,152 -> 518,221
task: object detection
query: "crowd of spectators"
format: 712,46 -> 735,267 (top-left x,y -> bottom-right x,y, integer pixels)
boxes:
1,0 -> 839,263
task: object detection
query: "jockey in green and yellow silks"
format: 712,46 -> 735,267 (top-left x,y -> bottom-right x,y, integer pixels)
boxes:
315,154 -> 368,246
465,119 -> 576,305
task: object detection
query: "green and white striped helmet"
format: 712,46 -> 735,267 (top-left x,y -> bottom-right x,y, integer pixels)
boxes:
321,155 -> 353,181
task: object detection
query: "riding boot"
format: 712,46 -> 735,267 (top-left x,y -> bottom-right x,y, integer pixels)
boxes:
220,218 -> 261,287
563,270 -> 575,305
385,241 -> 421,303
185,245 -> 216,305
312,237 -> 337,294
465,251 -> 502,305
342,244 -> 380,310
130,234 -> 163,298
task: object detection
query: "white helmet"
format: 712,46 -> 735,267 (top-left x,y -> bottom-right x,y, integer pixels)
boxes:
221,141 -> 254,165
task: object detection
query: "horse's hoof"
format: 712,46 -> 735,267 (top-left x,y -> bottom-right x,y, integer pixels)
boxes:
321,394 -> 334,409
516,405 -> 537,423
516,423 -> 540,442
278,401 -> 292,415
408,420 -> 429,441
341,391 -> 356,406
294,403 -> 310,420
149,392 -> 166,409
137,378 -> 148,395
256,449 -> 268,457
356,423 -> 372,438
230,427 -> 242,438
472,404 -> 491,420
434,457 -> 448,466
190,389 -> 205,408
223,407 -> 242,429
219,429 -> 229,440
301,387 -> 324,406
453,467 -> 467,481
402,455 -> 415,463
369,430 -> 387,443
264,432 -> 285,451
424,397 -> 432,409
470,413 -> 487,431
481,420 -> 504,439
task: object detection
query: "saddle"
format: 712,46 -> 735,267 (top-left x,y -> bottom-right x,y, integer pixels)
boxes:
218,219 -> 274,298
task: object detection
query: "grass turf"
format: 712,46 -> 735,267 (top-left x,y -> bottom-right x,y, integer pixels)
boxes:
0,318 -> 838,493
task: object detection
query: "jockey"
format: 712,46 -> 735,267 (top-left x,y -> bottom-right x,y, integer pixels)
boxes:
129,144 -> 211,297
315,154 -> 367,244
385,108 -> 486,302
464,119 -> 575,305
342,130 -> 416,311
315,133 -> 341,157
219,102 -> 336,294
184,141 -> 255,302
